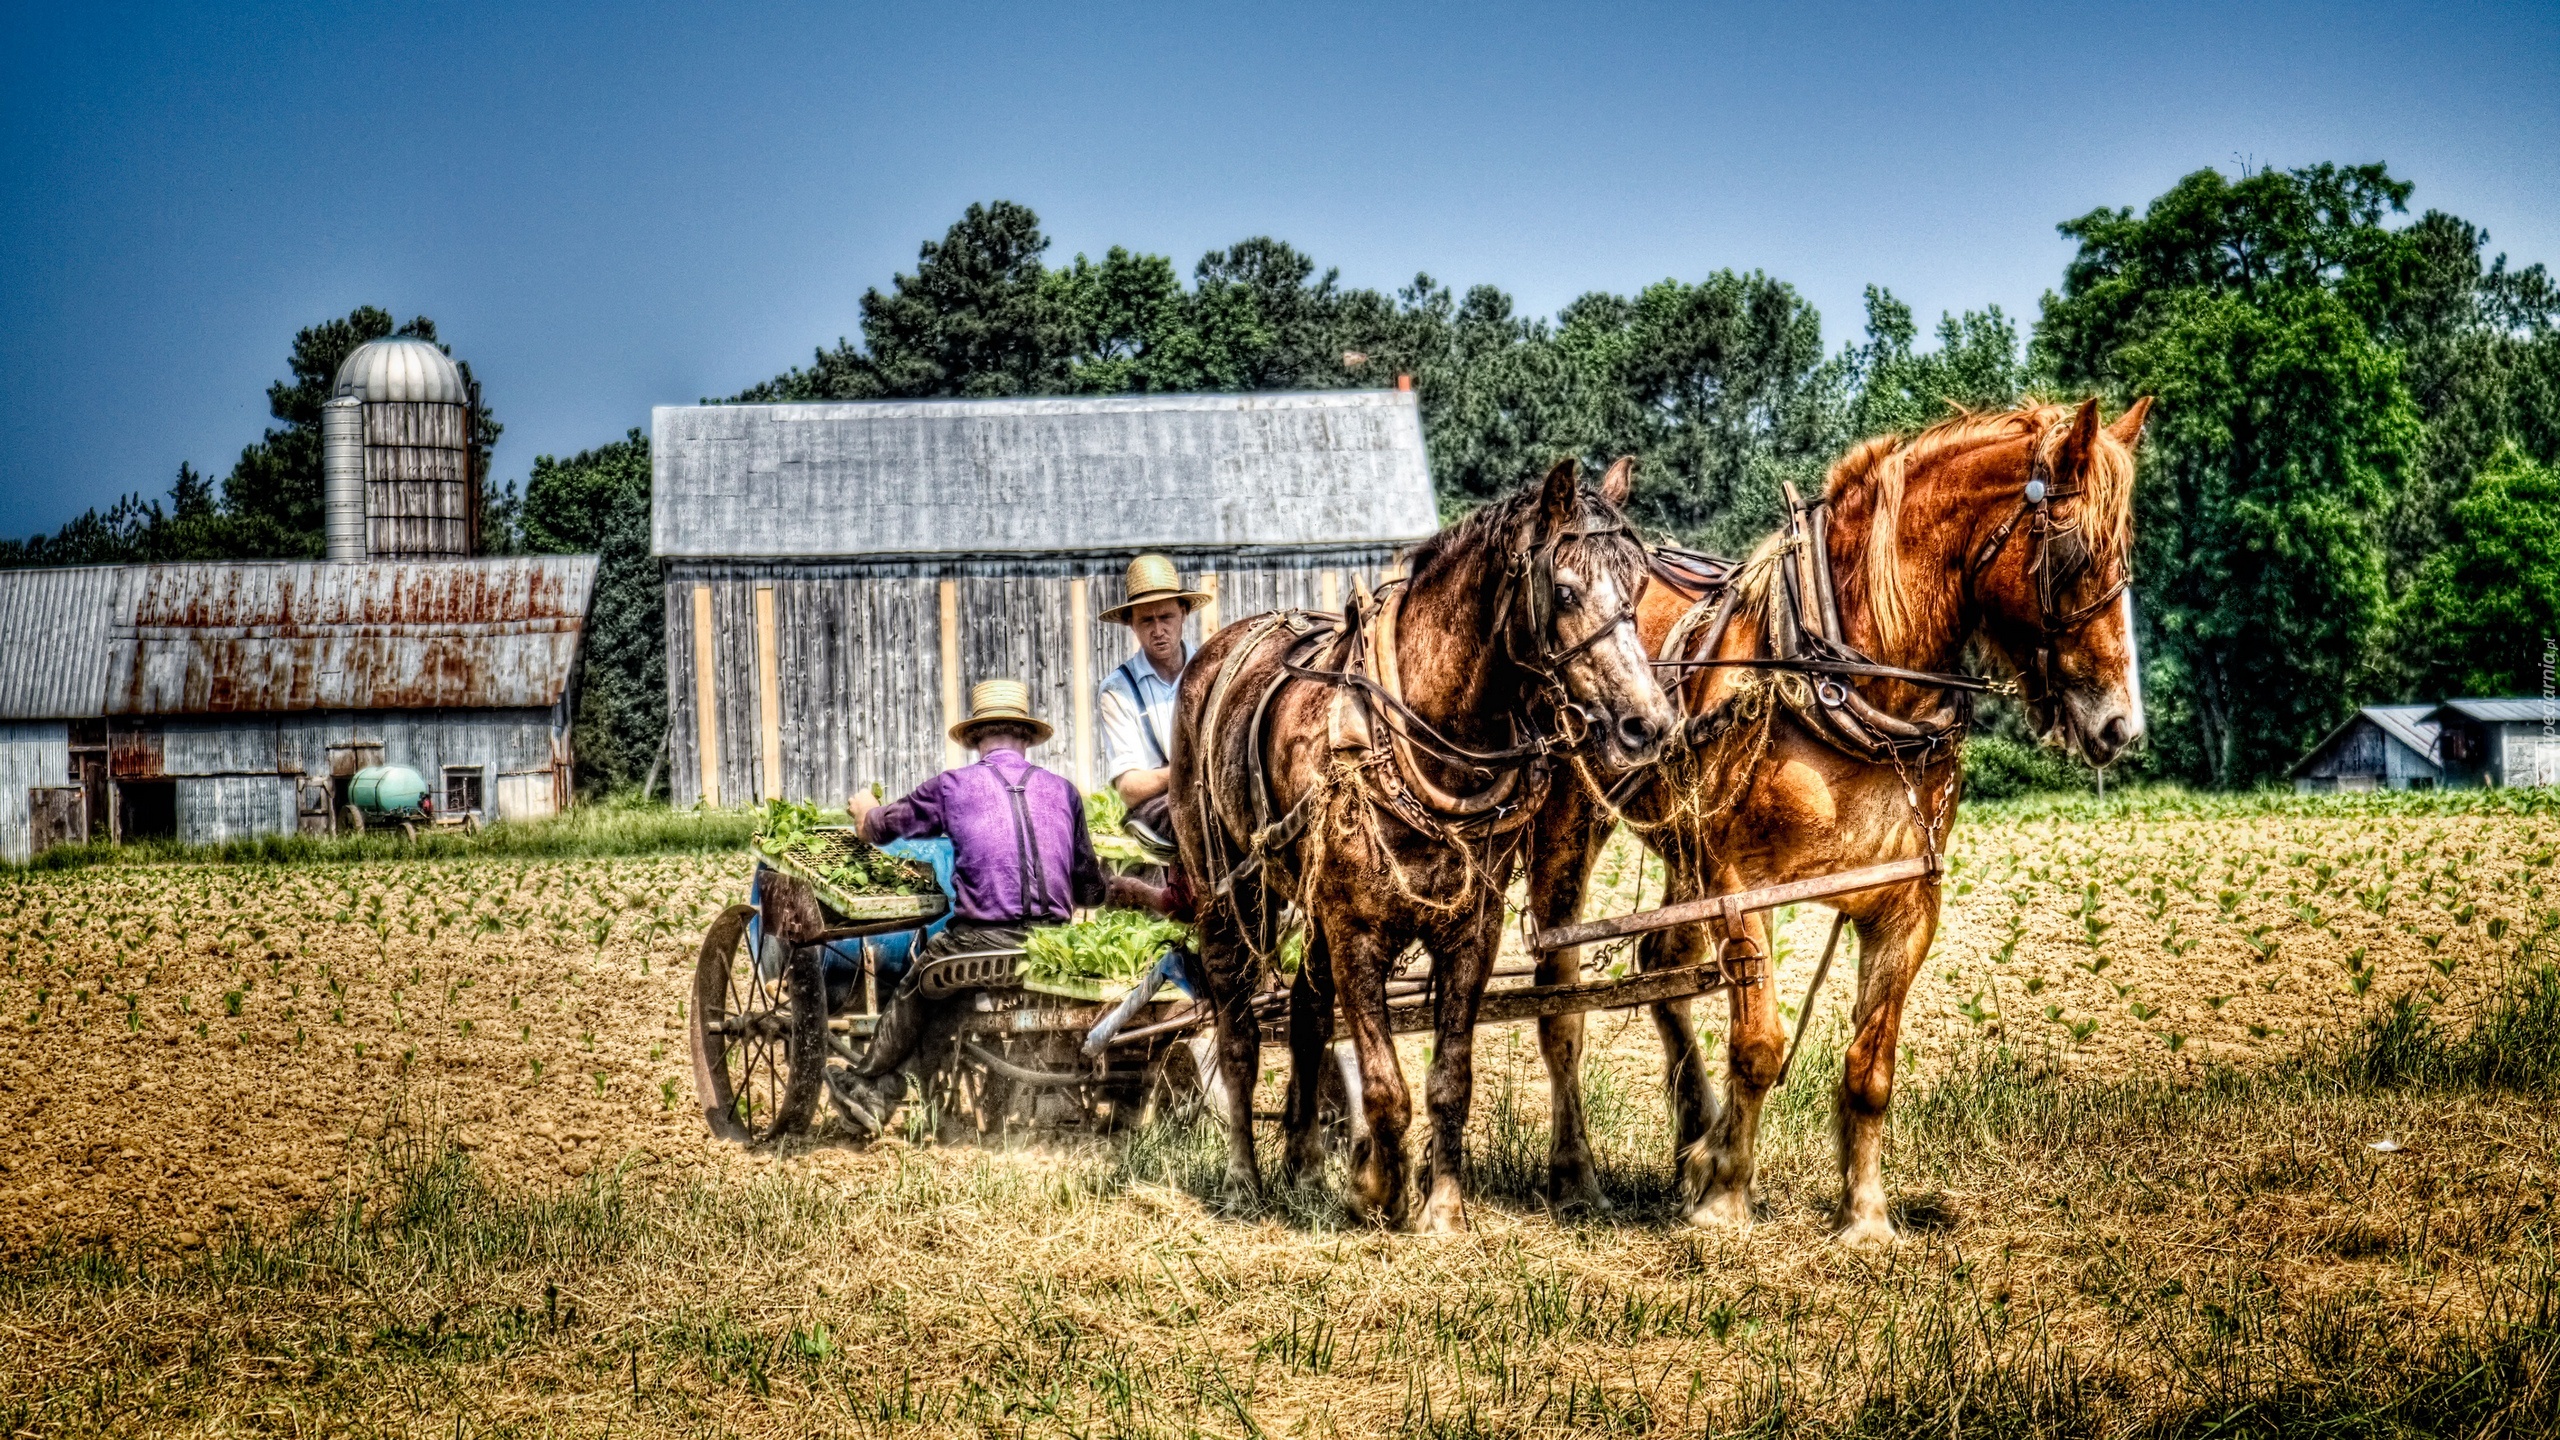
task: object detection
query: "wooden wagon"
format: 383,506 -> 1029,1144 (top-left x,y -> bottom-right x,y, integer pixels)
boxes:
686,831 -> 1910,1147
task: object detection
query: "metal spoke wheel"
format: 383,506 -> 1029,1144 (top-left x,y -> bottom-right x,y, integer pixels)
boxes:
689,903 -> 826,1144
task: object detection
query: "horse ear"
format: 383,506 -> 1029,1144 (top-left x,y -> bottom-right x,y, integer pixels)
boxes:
2057,397 -> 2103,482
2107,396 -> 2154,446
1539,456 -> 1581,527
1598,456 -> 1635,506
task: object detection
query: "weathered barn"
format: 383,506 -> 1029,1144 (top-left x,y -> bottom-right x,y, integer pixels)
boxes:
0,556 -> 596,860
2289,705 -> 2446,793
652,389 -> 1438,806
2429,698 -> 2560,788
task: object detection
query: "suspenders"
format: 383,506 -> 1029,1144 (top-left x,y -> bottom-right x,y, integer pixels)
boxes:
1112,655 -> 1177,769
996,757 -> 1058,921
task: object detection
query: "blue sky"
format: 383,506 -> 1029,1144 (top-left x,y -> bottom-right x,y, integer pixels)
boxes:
4,0 -> 2555,535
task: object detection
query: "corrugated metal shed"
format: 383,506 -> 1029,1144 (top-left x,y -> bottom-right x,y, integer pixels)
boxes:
0,567 -> 121,720
2363,705 -> 2441,761
2290,704 -> 2443,783
652,389 -> 1438,560
105,557 -> 597,715
2435,698 -> 2553,725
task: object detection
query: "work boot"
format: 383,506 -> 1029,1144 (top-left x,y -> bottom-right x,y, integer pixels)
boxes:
1123,794 -> 1178,859
828,1068 -> 906,1139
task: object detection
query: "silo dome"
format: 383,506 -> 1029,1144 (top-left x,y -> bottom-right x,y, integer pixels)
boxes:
332,337 -> 467,405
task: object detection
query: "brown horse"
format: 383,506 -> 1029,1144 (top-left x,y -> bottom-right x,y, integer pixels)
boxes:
1526,397 -> 2151,1244
1171,459 -> 1678,1231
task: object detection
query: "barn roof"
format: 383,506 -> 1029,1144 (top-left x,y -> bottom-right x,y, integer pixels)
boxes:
2430,698 -> 2552,725
2287,704 -> 2442,778
0,557 -> 595,719
650,389 -> 1438,561
0,566 -> 122,719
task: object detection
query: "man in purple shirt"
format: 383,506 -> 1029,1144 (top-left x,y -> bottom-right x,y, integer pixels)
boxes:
836,679 -> 1108,1134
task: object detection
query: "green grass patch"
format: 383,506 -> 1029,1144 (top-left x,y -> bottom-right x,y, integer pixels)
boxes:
10,797 -> 755,873
1967,780 -> 2560,825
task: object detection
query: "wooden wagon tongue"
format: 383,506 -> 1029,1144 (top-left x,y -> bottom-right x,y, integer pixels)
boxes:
1528,852 -> 1940,953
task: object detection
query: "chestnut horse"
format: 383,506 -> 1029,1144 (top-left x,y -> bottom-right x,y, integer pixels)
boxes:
1171,459 -> 1677,1231
1526,397 -> 2151,1244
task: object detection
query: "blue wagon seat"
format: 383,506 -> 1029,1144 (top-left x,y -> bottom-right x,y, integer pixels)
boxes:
746,837 -> 955,1014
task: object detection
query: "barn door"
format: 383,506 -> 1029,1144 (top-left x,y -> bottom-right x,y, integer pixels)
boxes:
28,787 -> 84,855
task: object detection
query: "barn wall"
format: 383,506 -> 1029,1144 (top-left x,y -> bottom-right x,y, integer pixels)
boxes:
666,548 -> 1397,806
176,774 -> 294,845
114,709 -> 563,827
2503,722 -> 2560,788
0,722 -> 72,864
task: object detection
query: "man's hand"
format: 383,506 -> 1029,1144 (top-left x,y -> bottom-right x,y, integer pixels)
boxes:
847,787 -> 881,824
1113,765 -> 1172,806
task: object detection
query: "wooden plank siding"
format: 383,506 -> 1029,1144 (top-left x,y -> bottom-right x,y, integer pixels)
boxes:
666,549 -> 1396,807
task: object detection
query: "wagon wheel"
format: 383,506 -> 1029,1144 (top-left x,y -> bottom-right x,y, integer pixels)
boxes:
689,903 -> 826,1144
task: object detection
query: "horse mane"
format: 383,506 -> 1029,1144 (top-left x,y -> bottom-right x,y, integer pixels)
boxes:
1826,402 -> 2137,655
1405,476 -> 1647,594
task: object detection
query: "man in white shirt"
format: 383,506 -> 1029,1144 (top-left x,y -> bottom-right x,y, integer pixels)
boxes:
1097,554 -> 1209,850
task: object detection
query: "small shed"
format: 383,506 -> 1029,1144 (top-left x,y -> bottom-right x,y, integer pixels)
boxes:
652,389 -> 1438,806
0,556 -> 596,859
2290,705 -> 2445,793
2428,698 -> 2560,789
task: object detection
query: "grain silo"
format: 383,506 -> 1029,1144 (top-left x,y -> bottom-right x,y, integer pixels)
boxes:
321,337 -> 478,560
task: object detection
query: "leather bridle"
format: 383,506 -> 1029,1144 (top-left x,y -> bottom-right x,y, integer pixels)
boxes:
1498,511 -> 1648,730
1650,422 -> 2132,767
1963,423 -> 2132,721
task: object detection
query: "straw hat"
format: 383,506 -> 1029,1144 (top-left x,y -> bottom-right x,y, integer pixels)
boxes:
950,678 -> 1054,747
1100,554 -> 1212,625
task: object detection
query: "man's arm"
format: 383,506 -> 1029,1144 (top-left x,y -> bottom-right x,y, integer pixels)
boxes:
1115,766 -> 1171,805
853,773 -> 945,845
1096,680 -> 1171,804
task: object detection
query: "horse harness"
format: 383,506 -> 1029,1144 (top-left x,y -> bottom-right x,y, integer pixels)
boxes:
1653,418 -> 2124,770
1193,507 -> 1646,922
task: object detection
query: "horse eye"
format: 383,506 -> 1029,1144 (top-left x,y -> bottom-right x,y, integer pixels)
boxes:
1555,585 -> 1580,610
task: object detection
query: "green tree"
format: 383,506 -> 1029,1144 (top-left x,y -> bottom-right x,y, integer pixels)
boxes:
2115,288 -> 2417,786
2036,163 -> 2481,786
517,431 -> 663,797
1845,287 -> 2027,438
742,201 -> 1079,401
1388,278 -> 1583,513
2399,443 -> 2560,698
1553,272 -> 1845,551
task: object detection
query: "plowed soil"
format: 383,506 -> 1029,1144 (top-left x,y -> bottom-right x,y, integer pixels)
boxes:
0,809 -> 2547,1256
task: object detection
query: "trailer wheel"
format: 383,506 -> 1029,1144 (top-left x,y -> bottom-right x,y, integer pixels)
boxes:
689,903 -> 826,1144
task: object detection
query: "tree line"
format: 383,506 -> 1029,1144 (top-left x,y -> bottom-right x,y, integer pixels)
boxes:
9,163 -> 2555,793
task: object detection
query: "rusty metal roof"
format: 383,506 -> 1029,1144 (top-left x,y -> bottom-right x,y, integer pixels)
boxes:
0,566 -> 122,719
0,557 -> 596,718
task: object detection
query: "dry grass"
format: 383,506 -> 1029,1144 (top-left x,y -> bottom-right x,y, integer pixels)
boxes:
3,795 -> 2558,1435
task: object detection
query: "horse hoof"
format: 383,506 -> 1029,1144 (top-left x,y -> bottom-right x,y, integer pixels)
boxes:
1418,1200 -> 1468,1235
1684,1190 -> 1754,1231
1218,1168 -> 1264,1210
1548,1177 -> 1613,1217
1833,1214 -> 1900,1249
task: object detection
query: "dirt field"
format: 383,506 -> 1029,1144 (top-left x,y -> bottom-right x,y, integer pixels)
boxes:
2,794 -> 2555,1434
